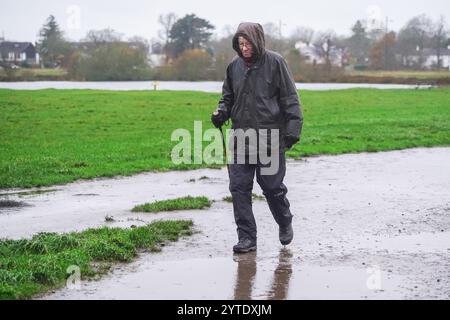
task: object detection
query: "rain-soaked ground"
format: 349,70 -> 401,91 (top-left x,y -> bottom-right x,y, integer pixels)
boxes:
0,147 -> 449,300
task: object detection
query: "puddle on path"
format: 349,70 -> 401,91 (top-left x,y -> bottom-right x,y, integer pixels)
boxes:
1,147 -> 449,299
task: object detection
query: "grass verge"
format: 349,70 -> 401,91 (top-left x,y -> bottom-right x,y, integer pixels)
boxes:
222,193 -> 265,203
0,220 -> 193,300
132,196 -> 212,213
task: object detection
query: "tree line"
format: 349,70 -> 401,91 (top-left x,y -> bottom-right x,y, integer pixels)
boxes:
34,13 -> 450,81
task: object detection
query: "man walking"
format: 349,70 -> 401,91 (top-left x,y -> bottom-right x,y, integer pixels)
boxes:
211,22 -> 303,253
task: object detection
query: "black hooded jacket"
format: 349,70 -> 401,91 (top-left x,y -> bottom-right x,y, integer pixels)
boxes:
216,22 -> 303,150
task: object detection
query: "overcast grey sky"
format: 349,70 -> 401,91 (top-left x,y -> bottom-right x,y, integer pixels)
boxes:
0,0 -> 448,43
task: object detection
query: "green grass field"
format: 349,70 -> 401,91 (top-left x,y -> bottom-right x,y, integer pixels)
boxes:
0,220 -> 193,300
1,88 -> 449,188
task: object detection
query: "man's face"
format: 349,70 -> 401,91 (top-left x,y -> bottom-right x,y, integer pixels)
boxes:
238,36 -> 253,59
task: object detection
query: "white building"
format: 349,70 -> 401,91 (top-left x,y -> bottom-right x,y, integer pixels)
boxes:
421,48 -> 450,70
0,40 -> 40,66
401,46 -> 450,70
294,41 -> 346,67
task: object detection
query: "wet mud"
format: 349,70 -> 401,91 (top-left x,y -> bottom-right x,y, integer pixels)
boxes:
1,147 -> 448,299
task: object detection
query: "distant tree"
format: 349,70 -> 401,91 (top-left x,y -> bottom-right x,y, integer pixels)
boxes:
128,36 -> 150,54
313,30 -> 337,72
169,14 -> 215,58
172,49 -> 212,80
209,34 -> 235,80
263,22 -> 280,40
37,15 -> 69,67
66,50 -> 83,80
290,26 -> 315,46
285,48 -> 306,80
83,28 -> 123,43
158,12 -> 177,62
396,14 -> 433,69
2,66 -> 18,80
68,29 -> 151,80
347,20 -> 371,64
83,43 -> 150,80
263,22 -> 291,53
369,31 -> 397,70
432,15 -> 449,69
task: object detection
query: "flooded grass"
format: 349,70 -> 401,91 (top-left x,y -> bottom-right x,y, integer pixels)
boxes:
132,196 -> 212,213
222,194 -> 265,203
252,193 -> 266,201
0,220 -> 193,300
1,88 -> 450,188
0,200 -> 29,208
0,189 -> 60,198
222,196 -> 233,203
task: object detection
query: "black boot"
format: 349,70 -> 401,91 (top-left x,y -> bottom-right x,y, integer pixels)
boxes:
233,238 -> 257,254
279,224 -> 293,245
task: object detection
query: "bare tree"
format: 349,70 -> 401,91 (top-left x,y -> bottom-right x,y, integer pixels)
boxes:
158,12 -> 177,63
432,15 -> 449,69
346,20 -> 371,65
83,28 -> 123,43
128,36 -> 149,48
128,36 -> 150,57
262,22 -> 293,54
369,31 -> 397,70
313,30 -> 337,70
397,14 -> 433,69
209,33 -> 235,79
290,26 -> 315,46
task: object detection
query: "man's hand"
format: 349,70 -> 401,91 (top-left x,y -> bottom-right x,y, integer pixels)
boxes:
211,110 -> 228,128
284,135 -> 299,151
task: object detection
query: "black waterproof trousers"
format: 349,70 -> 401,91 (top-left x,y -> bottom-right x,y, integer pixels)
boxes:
229,151 -> 293,242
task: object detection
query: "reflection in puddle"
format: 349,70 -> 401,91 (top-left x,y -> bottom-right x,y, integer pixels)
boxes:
0,189 -> 60,198
267,248 -> 293,300
233,248 -> 293,300
0,200 -> 29,209
233,251 -> 257,300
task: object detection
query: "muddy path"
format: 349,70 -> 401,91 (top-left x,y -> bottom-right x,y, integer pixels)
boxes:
1,147 -> 449,299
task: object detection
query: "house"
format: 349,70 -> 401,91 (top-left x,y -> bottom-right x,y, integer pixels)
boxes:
0,41 -> 40,66
421,48 -> 450,70
294,41 -> 347,67
149,53 -> 165,67
400,46 -> 450,70
149,41 -> 166,67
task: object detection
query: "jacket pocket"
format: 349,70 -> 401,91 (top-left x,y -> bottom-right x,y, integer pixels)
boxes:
256,95 -> 281,126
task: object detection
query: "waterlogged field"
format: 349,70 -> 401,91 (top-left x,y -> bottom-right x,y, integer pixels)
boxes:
1,88 -> 449,188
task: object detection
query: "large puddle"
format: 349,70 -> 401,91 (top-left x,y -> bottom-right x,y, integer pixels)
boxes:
1,147 -> 449,299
